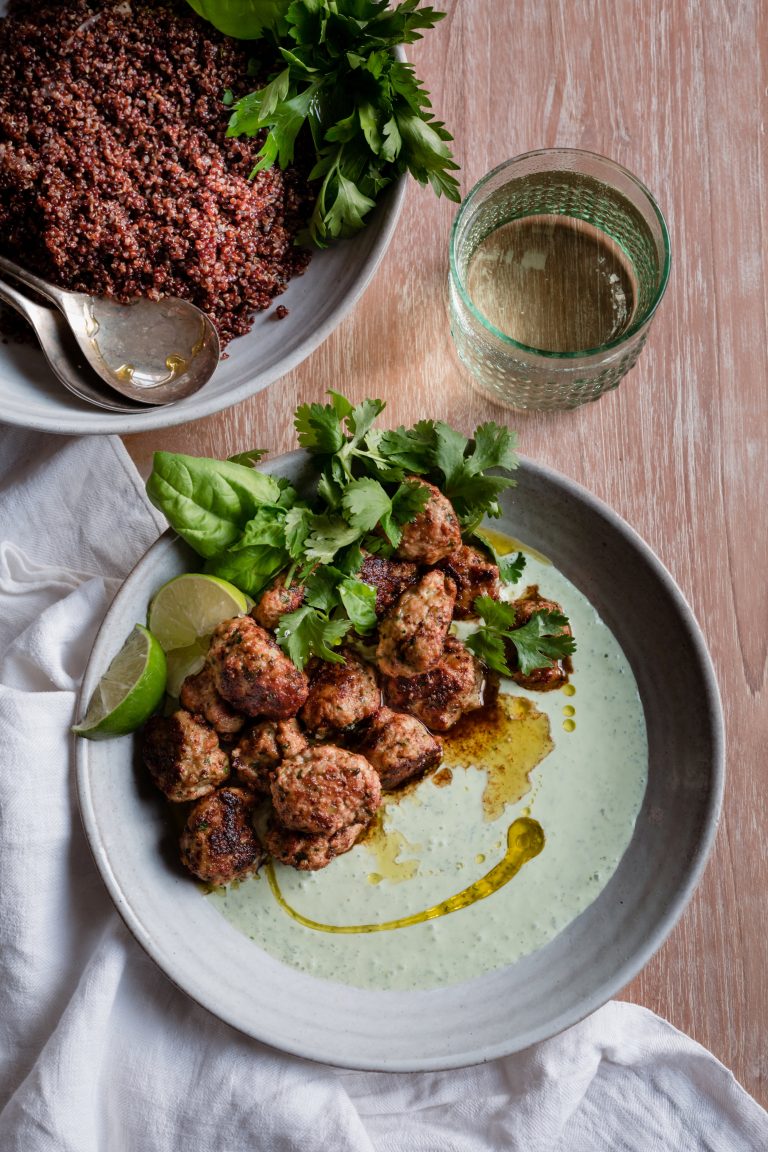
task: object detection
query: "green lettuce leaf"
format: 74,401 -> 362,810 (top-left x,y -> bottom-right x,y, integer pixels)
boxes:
146,451 -> 282,558
184,0 -> 287,39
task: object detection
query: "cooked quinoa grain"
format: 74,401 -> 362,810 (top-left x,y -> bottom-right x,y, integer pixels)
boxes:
0,0 -> 314,347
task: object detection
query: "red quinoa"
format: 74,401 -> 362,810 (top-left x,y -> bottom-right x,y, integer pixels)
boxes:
0,0 -> 314,348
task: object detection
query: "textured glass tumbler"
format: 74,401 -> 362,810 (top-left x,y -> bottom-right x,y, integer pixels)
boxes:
448,149 -> 670,411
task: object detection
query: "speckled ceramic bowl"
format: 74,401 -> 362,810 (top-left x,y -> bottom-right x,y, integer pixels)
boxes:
75,452 -> 724,1070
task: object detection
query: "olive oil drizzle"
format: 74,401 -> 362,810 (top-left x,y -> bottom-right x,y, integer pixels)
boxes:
265,817 -> 545,934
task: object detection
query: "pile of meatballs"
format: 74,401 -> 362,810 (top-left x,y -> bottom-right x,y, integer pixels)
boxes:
142,479 -> 569,887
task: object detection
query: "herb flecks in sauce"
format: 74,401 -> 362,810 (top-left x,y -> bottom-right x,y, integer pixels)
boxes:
266,817 -> 544,934
442,693 -> 553,821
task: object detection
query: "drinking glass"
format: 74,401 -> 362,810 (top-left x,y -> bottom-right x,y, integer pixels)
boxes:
448,149 -> 670,411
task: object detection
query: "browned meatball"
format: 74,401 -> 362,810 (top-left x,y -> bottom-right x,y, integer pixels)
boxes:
251,575 -> 305,631
358,552 -> 418,617
231,718 -> 307,794
271,745 -> 381,836
395,479 -> 461,565
383,636 -> 485,732
376,569 -> 456,678
179,664 -> 245,736
438,543 -> 501,619
179,787 -> 264,886
299,649 -> 380,737
357,706 -> 443,789
506,585 -> 574,692
142,710 -> 229,802
207,616 -> 308,719
264,819 -> 366,872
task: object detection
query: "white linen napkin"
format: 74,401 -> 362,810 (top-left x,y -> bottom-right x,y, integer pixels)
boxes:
1,425 -> 766,1152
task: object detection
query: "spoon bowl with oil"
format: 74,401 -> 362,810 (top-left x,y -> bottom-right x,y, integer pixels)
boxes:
0,254 -> 220,405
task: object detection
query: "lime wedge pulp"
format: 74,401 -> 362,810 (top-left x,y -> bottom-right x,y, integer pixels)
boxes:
147,573 -> 250,696
73,623 -> 167,740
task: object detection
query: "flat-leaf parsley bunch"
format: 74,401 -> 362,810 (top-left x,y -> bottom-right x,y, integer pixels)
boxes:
186,0 -> 460,245
146,392 -> 574,674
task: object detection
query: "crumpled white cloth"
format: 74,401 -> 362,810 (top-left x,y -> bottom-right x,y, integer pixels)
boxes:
0,426 -> 766,1152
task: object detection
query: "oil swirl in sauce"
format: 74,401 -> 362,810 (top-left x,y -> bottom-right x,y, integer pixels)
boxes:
266,817 -> 544,934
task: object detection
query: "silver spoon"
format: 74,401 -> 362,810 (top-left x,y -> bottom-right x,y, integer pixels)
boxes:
0,254 -> 220,406
0,277 -> 148,413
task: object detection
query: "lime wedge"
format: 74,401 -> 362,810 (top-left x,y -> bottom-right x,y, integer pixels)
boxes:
73,623 -> 167,740
147,573 -> 250,695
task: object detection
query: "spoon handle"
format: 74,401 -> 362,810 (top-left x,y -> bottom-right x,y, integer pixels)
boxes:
0,277 -> 143,413
0,253 -> 65,308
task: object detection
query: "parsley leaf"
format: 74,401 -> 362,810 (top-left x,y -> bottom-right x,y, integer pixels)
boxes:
465,595 -> 576,677
222,0 -> 460,247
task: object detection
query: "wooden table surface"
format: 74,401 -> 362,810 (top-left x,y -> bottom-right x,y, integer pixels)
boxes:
125,0 -> 768,1107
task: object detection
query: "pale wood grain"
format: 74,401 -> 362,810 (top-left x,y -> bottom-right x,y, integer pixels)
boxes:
125,0 -> 768,1105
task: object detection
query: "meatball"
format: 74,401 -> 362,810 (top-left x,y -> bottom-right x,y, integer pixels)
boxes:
357,707 -> 443,789
142,710 -> 229,802
383,636 -> 485,732
264,819 -> 366,872
207,615 -> 308,719
358,552 -> 418,617
231,718 -> 307,794
506,585 -> 574,692
438,543 -> 501,619
299,649 -> 380,737
395,479 -> 462,565
271,745 -> 381,836
179,664 -> 245,736
376,569 -> 457,678
179,787 -> 264,886
251,575 -> 305,631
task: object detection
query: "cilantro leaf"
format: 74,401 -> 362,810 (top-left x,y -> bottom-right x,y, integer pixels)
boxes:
377,421 -> 436,472
227,448 -> 269,467
470,424 -> 518,474
465,595 -> 576,677
295,401 -> 345,454
472,532 -> 526,585
275,604 -> 351,669
304,514 -> 361,563
464,628 -> 509,677
380,478 -> 431,546
511,611 -> 577,676
284,504 -> 313,559
341,477 -> 392,533
498,551 -> 526,584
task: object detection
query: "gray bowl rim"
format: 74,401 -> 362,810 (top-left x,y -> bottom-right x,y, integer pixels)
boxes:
75,450 -> 725,1070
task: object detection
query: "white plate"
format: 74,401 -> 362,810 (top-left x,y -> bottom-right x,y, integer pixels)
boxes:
75,452 -> 724,1070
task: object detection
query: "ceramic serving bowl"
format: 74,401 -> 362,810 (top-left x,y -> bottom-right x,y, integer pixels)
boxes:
0,179 -> 405,435
75,452 -> 724,1070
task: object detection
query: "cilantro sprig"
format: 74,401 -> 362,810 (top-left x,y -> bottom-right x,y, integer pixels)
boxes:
465,596 -> 577,678
294,393 -> 520,534
206,0 -> 461,246
146,391 -> 529,671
